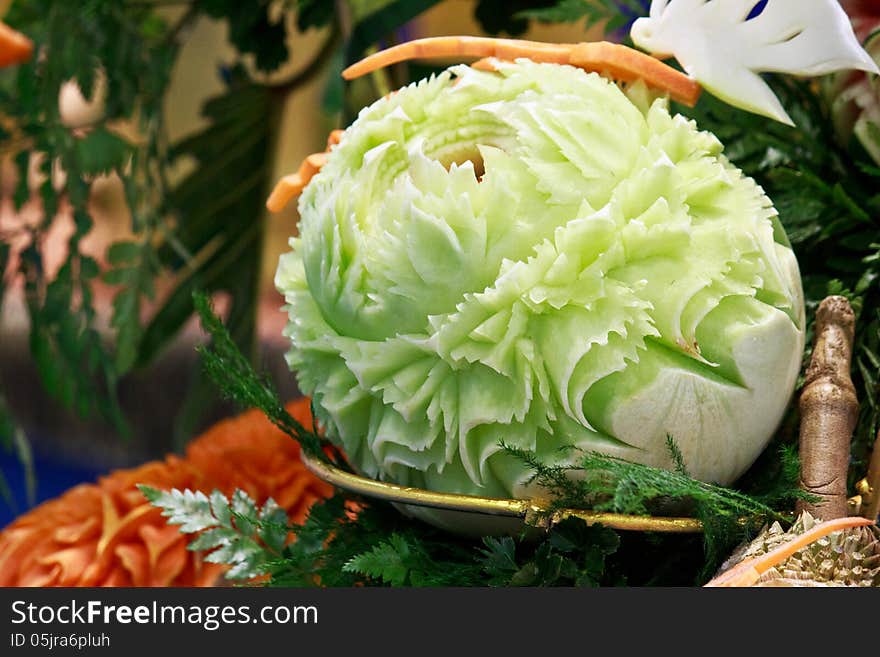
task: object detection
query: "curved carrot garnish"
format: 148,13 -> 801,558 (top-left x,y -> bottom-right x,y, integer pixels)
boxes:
342,36 -> 701,107
704,515 -> 875,587
266,153 -> 327,213
266,130 -> 343,213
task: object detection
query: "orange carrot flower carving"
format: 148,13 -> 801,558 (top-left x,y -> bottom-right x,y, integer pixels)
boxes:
0,399 -> 331,586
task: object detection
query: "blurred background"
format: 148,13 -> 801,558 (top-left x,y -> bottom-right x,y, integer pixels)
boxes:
0,1 -> 609,525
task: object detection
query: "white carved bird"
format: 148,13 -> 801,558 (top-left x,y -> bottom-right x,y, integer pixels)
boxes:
631,0 -> 880,125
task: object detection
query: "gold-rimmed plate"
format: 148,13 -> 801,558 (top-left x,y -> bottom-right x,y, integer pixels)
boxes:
301,451 -> 704,535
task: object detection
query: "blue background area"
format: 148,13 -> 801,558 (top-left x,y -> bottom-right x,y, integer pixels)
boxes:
0,450 -> 106,528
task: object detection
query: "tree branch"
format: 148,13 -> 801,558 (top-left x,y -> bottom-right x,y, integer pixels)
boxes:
797,295 -> 859,520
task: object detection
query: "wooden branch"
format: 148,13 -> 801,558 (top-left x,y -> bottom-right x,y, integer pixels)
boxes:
796,296 -> 859,520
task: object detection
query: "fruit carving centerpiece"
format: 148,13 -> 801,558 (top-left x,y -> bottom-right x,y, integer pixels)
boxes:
271,1 -> 877,529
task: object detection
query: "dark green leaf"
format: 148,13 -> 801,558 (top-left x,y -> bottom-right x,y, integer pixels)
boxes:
197,1 -> 289,73
479,536 -> 519,584
514,0 -> 593,23
321,48 -> 345,115
106,241 -> 157,374
476,0 -> 551,36
79,255 -> 100,280
74,127 -> 132,176
345,0 -> 442,64
514,0 -> 643,33
343,534 -> 414,586
107,241 -> 142,265
295,0 -> 335,32
141,81 -> 273,427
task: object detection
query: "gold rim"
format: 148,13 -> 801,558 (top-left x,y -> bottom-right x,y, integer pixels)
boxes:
301,451 -> 704,533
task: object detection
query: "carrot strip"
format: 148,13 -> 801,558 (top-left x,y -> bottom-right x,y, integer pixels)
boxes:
266,152 -> 327,213
327,129 -> 344,148
342,36 -> 569,79
704,516 -> 875,587
471,57 -> 501,72
0,21 -> 33,68
342,36 -> 701,107
570,41 -> 700,106
266,130 -> 344,213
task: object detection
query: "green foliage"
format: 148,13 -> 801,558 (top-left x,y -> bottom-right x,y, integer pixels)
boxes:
346,0 -> 443,59
192,292 -> 325,457
260,493 -> 626,587
292,0 -> 337,32
256,493 -> 704,586
503,442 -> 803,521
343,534 -> 434,586
140,485 -> 289,581
0,1 -> 172,445
342,517 -> 619,587
137,70 -> 278,443
25,225 -> 128,434
73,127 -> 133,176
289,439 -> 803,586
474,0 -> 555,36
502,439 -> 811,575
198,1 -> 290,73
105,241 -> 158,374
666,434 -> 687,475
736,443 -> 806,509
516,0 -> 646,34
268,494 -> 489,587
480,519 -> 620,586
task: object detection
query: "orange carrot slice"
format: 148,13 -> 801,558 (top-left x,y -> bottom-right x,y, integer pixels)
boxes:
342,36 -> 701,107
327,129 -> 344,147
470,57 -> 500,72
343,36 -> 570,78
569,41 -> 700,107
266,130 -> 344,213
0,21 -> 33,68
266,152 -> 328,213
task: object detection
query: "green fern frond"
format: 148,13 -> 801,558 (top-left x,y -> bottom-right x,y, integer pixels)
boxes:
192,292 -> 325,457
343,534 -> 415,586
140,485 -> 289,581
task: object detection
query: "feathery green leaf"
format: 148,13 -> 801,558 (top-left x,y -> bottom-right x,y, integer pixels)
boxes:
140,485 -> 290,581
